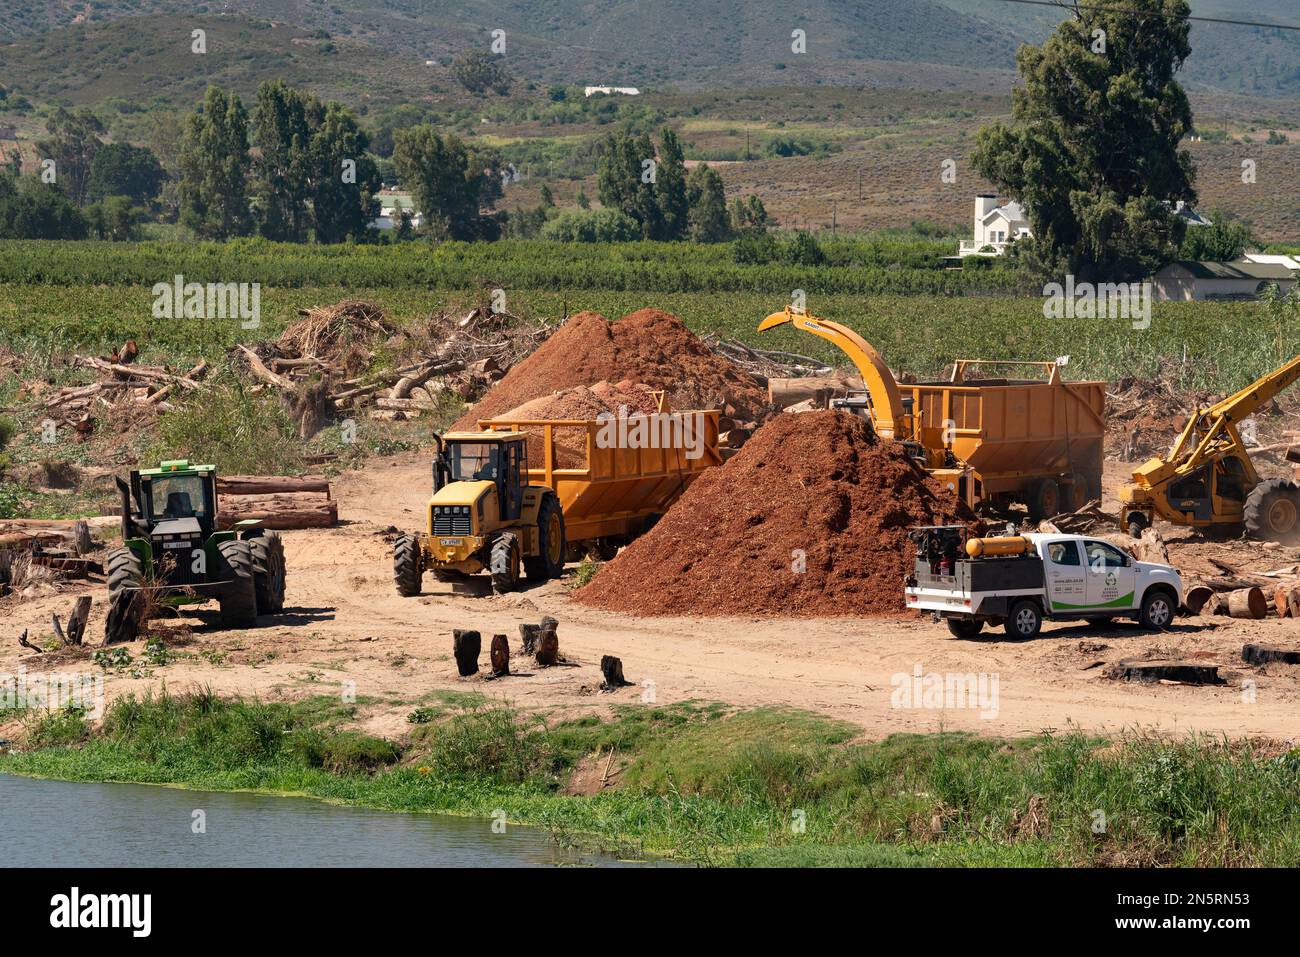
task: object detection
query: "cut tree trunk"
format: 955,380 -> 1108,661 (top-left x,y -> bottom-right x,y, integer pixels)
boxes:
535,616 -> 559,666
600,655 -> 629,689
217,499 -> 337,530
1242,643 -> 1300,666
1227,587 -> 1268,620
217,475 -> 331,497
1184,584 -> 1216,615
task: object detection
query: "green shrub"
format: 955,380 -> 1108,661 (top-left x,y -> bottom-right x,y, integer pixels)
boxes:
148,381 -> 300,474
541,208 -> 640,243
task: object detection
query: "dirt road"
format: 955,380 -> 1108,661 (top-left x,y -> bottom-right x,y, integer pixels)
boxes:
5,454 -> 1300,743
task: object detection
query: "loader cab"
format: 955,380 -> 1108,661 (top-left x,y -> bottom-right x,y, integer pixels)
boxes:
435,432 -> 528,522
1165,454 -> 1250,523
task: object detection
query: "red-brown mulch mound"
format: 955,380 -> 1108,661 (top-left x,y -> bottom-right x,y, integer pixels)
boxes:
452,308 -> 768,430
573,410 -> 972,618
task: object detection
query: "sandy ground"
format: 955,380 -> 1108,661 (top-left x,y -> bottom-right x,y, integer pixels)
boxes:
4,453 -> 1300,744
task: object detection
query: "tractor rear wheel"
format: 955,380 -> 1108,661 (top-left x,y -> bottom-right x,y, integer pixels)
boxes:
393,533 -> 422,596
490,531 -> 522,593
216,539 -> 258,628
524,494 -> 567,581
1244,480 -> 1300,542
250,532 -> 286,614
105,547 -> 144,644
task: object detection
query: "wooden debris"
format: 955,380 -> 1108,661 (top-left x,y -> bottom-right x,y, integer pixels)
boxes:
1104,659 -> 1224,685
453,629 -> 481,676
216,475 -> 336,530
1242,643 -> 1300,666
51,596 -> 92,647
1184,584 -> 1216,615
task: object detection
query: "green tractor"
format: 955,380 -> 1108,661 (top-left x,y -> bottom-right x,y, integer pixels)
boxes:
105,460 -> 287,643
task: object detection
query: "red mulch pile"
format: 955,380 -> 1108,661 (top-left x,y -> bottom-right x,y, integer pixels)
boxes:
573,410 -> 972,618
452,308 -> 769,430
498,380 -> 663,468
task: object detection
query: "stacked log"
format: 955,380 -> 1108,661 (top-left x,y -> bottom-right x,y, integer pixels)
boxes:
216,475 -> 337,530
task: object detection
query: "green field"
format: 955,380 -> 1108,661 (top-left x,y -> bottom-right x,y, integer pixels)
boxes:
1,239 -> 1295,393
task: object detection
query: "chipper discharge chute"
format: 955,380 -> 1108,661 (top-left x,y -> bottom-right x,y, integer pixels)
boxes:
106,460 -> 288,643
394,399 -> 721,595
758,307 -> 1106,521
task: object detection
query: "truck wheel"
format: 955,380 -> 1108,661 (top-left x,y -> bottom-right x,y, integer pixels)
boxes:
1125,511 -> 1150,539
490,531 -> 522,593
946,618 -> 983,639
1243,479 -> 1300,542
1004,600 -> 1042,640
105,547 -> 144,644
216,539 -> 259,628
1027,479 -> 1060,522
1137,588 -> 1174,631
1065,472 -> 1094,511
393,533 -> 422,596
524,494 -> 567,581
249,532 -> 286,614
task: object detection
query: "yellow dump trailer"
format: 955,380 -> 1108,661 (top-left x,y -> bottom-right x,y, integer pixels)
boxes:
393,406 -> 722,595
479,411 -> 723,553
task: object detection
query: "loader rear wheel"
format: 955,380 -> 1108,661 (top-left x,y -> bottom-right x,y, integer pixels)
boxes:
105,547 -> 144,645
524,494 -> 566,581
249,532 -> 286,614
393,533 -> 422,596
216,539 -> 258,628
490,531 -> 522,593
1027,479 -> 1060,522
1244,480 -> 1300,542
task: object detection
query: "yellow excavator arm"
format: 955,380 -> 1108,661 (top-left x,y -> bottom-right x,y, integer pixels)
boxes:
757,308 -> 908,440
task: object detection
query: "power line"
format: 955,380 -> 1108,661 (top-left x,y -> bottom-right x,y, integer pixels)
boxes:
990,0 -> 1300,32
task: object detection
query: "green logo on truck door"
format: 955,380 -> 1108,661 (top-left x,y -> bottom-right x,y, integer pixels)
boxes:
1051,592 -> 1135,611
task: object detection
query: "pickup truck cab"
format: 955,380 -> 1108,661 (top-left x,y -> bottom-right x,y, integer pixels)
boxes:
904,526 -> 1183,640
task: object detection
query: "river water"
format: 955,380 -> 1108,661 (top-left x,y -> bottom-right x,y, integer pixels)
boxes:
0,774 -> 663,867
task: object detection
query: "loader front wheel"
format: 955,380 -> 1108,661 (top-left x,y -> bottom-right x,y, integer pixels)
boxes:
393,533 -> 423,596
105,547 -> 144,645
490,531 -> 522,593
216,539 -> 258,628
524,494 -> 566,581
250,532 -> 286,614
1244,480 -> 1300,542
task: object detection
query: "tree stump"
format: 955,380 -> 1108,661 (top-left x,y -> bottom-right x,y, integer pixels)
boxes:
519,622 -> 541,656
66,596 -> 92,646
1242,643 -> 1300,666
1134,527 -> 1169,565
453,629 -> 481,676
535,617 -> 559,667
1104,659 -> 1223,684
490,634 -> 510,677
1227,587 -> 1268,620
600,655 -> 629,689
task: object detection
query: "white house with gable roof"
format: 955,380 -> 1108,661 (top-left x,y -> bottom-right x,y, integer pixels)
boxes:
959,195 -> 1032,258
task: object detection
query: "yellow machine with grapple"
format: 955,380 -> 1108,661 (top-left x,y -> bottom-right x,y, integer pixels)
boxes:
1119,354 -> 1300,541
393,431 -> 566,594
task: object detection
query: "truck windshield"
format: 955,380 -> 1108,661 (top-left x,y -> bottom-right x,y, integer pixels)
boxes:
148,475 -> 209,520
448,443 -> 500,482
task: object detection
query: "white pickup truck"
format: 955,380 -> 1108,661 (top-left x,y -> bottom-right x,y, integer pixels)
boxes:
904,526 -> 1184,640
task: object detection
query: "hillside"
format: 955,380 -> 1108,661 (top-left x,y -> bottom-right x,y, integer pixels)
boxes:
2,0 -> 1298,97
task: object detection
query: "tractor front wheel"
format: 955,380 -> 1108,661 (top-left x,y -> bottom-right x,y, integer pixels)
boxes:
250,532 -> 286,614
105,547 -> 144,645
524,494 -> 567,581
393,533 -> 423,596
216,539 -> 258,628
490,531 -> 522,593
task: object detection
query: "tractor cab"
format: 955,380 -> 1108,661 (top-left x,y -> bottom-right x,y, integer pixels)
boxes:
117,460 -> 219,559
433,432 -> 528,523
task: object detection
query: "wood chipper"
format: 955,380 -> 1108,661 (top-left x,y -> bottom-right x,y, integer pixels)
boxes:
394,398 -> 721,594
106,460 -> 287,643
759,308 -> 1106,520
